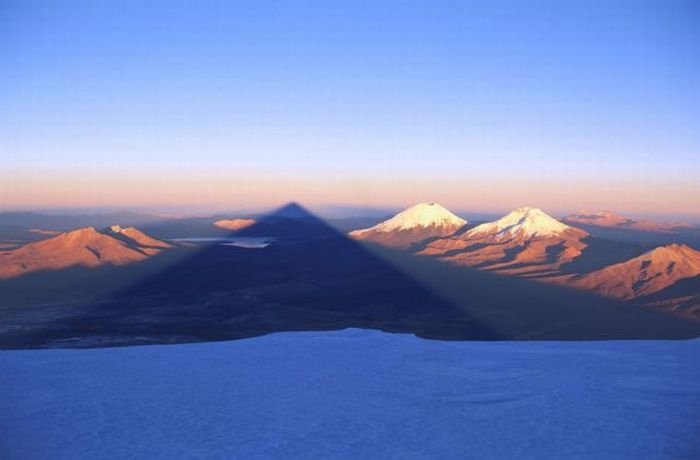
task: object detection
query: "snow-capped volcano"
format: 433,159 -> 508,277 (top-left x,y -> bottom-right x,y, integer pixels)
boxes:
420,207 -> 589,275
361,203 -> 466,233
349,203 -> 467,248
466,207 -> 571,239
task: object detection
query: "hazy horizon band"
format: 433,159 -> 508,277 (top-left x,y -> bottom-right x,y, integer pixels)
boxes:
2,1 -> 699,218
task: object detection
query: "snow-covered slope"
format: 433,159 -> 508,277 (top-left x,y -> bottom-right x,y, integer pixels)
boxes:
421,207 -> 589,275
349,203 -> 466,248
359,202 -> 466,233
1,329 -> 698,459
466,206 -> 571,239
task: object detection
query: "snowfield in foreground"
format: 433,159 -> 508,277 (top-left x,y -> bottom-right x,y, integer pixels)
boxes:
1,330 -> 699,459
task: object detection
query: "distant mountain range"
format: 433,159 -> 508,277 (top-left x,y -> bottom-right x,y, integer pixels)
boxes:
2,203 -> 699,318
350,203 -> 700,317
0,202 -> 698,348
213,218 -> 256,231
2,203 -> 699,319
563,210 -> 692,233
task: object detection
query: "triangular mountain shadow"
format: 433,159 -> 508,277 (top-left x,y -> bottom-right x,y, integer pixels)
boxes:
1,202 -> 698,349
232,202 -> 339,238
0,203 -> 505,348
358,241 -> 700,340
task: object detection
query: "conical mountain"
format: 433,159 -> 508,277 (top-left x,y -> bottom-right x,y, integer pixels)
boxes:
0,226 -> 170,278
421,206 -> 588,275
465,207 -> 573,239
349,203 -> 467,249
107,225 -> 172,253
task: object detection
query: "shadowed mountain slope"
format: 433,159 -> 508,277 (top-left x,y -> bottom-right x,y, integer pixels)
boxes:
641,275 -> 700,318
1,203 -> 698,348
0,204 -> 500,348
366,245 -> 700,339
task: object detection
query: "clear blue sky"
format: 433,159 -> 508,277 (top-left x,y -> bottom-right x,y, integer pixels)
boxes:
2,0 -> 699,217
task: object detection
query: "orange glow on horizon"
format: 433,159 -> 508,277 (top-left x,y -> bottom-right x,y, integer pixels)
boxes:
2,168 -> 698,219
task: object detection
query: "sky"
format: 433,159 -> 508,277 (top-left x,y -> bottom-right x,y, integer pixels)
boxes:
1,0 -> 699,219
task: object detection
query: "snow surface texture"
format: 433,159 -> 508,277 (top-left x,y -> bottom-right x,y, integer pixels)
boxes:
353,202 -> 467,233
1,329 -> 699,459
467,206 -> 571,239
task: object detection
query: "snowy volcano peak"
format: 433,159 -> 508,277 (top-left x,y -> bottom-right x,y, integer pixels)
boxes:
467,206 -> 572,239
366,202 -> 467,233
106,224 -> 172,249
